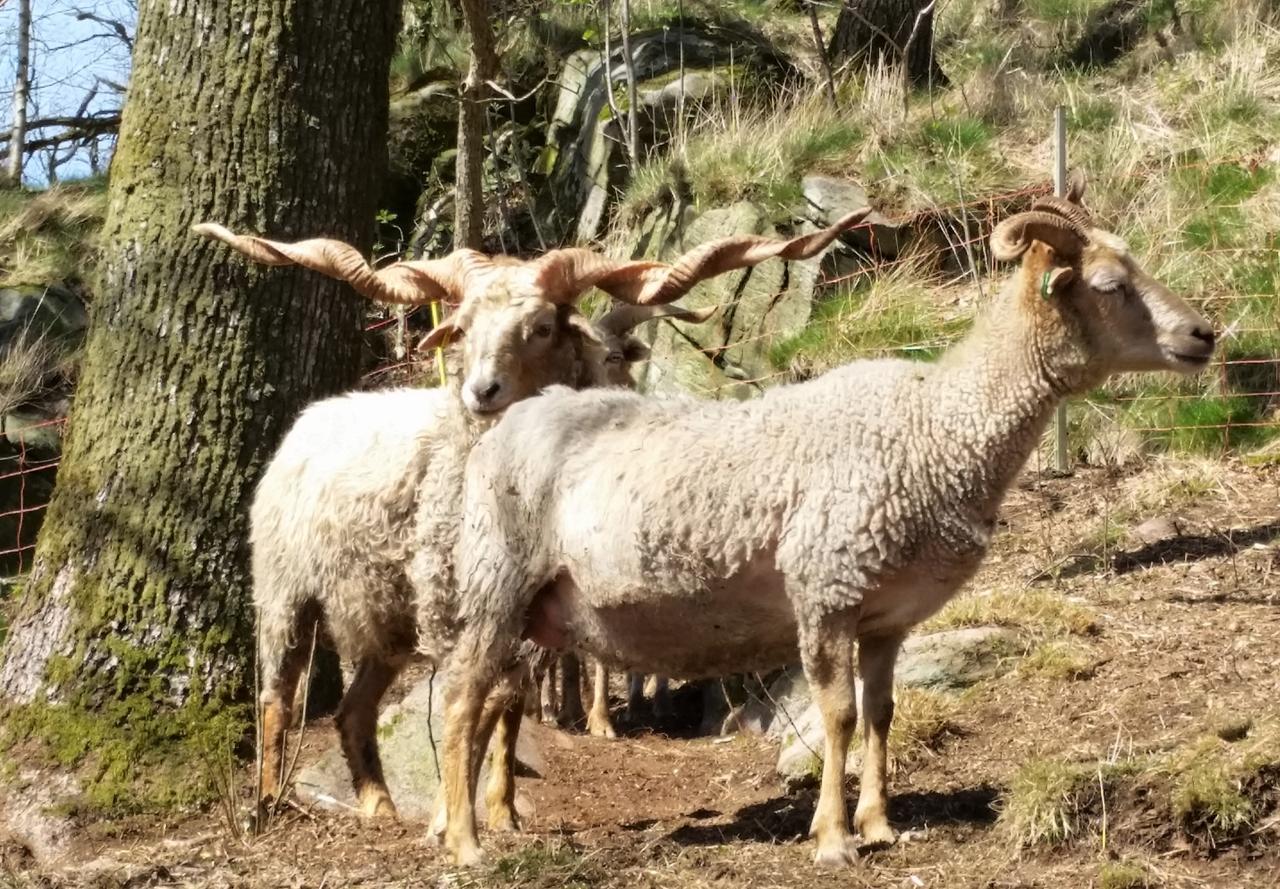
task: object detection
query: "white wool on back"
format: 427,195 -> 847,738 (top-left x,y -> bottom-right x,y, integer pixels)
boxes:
252,386 -> 483,680
453,288 -> 1063,678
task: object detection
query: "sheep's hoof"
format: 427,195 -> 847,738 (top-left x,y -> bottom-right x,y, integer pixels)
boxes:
811,835 -> 859,868
358,788 -> 399,820
856,822 -> 896,850
586,712 -> 617,739
449,838 -> 485,867
486,804 -> 521,833
854,810 -> 896,849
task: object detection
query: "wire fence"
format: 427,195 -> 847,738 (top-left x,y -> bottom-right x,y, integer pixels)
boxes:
1,161 -> 1276,577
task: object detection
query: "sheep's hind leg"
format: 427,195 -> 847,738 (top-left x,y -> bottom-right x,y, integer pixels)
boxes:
558,652 -> 585,728
651,675 -> 673,723
538,658 -> 558,724
259,632 -> 312,805
626,672 -> 646,722
799,609 -> 861,868
854,632 -> 904,848
585,659 -> 616,738
336,657 -> 403,819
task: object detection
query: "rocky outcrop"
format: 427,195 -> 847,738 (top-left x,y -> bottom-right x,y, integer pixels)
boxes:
294,672 -> 545,821
538,23 -> 793,244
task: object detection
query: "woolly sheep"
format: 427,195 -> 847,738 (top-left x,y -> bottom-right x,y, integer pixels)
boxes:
435,179 -> 1218,866
194,214 -> 865,823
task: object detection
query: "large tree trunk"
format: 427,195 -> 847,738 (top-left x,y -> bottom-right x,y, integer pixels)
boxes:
829,0 -> 948,88
5,0 -> 31,186
0,0 -> 400,786
455,0 -> 498,249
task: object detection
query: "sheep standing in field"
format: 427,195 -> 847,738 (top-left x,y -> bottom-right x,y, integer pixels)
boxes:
436,178 -> 1218,866
195,214 -> 865,824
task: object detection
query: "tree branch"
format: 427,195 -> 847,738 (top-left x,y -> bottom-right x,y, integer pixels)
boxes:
0,112 -> 121,144
74,9 -> 134,50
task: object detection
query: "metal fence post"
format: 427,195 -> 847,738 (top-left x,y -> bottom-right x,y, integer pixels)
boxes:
1053,105 -> 1070,474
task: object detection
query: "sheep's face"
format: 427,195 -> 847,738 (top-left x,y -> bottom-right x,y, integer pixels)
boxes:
452,296 -> 582,415
591,333 -> 651,388
1059,234 -> 1216,377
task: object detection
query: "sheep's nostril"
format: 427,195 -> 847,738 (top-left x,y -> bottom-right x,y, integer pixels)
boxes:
1191,327 -> 1216,347
477,381 -> 502,402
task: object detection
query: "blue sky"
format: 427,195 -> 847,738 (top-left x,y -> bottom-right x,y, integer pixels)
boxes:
0,0 -> 134,186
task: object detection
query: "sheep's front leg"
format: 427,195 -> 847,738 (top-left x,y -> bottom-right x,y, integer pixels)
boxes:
586,659 -> 616,738
854,632 -> 903,847
799,610 -> 860,867
440,671 -> 489,865
652,675 -> 673,723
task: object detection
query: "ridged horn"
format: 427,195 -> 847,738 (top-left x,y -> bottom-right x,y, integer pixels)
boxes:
525,209 -> 871,306
594,303 -> 718,336
192,222 -> 489,306
990,211 -> 1089,262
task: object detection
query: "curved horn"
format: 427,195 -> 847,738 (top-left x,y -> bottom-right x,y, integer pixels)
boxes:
594,303 -> 719,336
192,222 -> 486,306
1029,194 -> 1094,230
528,209 -> 871,306
990,211 -> 1089,263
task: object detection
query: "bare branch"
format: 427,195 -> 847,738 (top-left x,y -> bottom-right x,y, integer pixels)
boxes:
74,9 -> 134,51
0,112 -> 121,144
806,0 -> 838,109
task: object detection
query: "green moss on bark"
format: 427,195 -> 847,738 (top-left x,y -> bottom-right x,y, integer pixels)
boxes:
0,0 -> 404,805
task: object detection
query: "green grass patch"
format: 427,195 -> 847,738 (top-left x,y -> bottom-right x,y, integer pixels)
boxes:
1067,95 -> 1117,131
1123,392 -> 1277,454
917,116 -> 992,154
769,272 -> 965,376
622,95 -> 865,217
1174,162 -> 1272,204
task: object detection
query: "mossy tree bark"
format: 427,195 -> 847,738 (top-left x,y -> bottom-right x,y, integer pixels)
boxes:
0,0 -> 401,772
829,0 -> 948,87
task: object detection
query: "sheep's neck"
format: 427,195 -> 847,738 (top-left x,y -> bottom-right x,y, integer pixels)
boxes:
928,292 -> 1082,515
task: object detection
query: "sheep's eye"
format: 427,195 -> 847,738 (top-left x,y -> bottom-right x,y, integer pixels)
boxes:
605,351 -> 624,364
532,322 -> 555,339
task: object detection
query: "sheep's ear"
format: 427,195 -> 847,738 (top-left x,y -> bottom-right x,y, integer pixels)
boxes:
1045,265 -> 1075,297
620,335 -> 650,364
417,317 -> 464,352
1065,169 -> 1087,204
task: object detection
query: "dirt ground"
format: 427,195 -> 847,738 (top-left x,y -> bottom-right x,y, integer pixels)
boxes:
4,458 -> 1280,888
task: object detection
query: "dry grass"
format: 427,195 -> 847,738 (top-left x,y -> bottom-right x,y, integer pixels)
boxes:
0,334 -> 65,417
886,686 -> 965,767
1002,716 -> 1280,850
1017,640 -> 1099,681
0,182 -> 106,289
924,587 -> 1100,639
